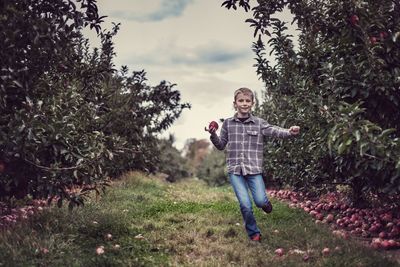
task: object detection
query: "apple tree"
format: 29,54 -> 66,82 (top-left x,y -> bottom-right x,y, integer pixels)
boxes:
221,0 -> 400,205
0,0 -> 190,208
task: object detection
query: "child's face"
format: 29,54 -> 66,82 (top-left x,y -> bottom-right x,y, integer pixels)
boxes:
234,92 -> 254,116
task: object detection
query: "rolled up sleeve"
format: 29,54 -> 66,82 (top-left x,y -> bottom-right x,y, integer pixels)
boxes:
261,119 -> 291,138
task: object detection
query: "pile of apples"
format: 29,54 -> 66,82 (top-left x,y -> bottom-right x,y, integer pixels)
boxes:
0,199 -> 47,228
269,189 -> 400,250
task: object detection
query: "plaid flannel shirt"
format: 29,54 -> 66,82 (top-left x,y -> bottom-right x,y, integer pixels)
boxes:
210,114 -> 292,176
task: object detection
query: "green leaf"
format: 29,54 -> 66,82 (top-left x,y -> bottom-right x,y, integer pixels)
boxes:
13,80 -> 23,88
380,128 -> 396,137
338,142 -> 347,155
395,160 -> 400,169
354,130 -> 361,142
345,139 -> 353,146
360,142 -> 368,156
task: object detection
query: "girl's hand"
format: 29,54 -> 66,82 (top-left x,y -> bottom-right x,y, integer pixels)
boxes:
289,126 -> 300,135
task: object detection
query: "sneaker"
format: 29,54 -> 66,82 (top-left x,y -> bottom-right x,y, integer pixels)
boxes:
262,201 -> 273,213
250,233 -> 261,242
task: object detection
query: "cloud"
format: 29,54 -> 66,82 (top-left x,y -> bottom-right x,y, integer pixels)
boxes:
121,42 -> 252,71
108,0 -> 195,22
171,46 -> 249,65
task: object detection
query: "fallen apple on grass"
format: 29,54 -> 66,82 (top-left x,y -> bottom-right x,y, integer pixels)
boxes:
96,246 -> 105,255
322,247 -> 330,256
275,248 -> 284,257
267,188 -> 400,250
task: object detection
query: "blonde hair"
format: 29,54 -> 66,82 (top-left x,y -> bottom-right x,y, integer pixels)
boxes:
234,87 -> 254,102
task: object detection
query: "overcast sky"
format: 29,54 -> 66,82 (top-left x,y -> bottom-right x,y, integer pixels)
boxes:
87,0 -> 295,150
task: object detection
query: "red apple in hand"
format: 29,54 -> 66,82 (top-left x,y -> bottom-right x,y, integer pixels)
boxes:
209,121 -> 219,130
205,121 -> 219,132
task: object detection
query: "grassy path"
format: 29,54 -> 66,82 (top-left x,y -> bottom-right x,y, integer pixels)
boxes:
0,171 -> 399,266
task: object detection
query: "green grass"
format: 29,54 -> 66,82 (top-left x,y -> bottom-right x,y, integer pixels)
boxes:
0,171 -> 399,267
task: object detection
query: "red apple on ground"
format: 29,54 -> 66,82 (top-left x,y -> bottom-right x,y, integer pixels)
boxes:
322,247 -> 330,256
275,248 -> 284,257
390,227 -> 399,238
381,212 -> 393,222
387,239 -> 397,249
378,231 -> 387,239
326,214 -> 334,223
381,240 -> 391,250
105,233 -> 113,240
316,213 -> 324,221
361,230 -> 370,238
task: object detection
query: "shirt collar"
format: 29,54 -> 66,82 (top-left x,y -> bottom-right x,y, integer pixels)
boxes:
233,113 -> 255,123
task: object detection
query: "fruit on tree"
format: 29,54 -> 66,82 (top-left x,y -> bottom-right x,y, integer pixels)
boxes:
379,31 -> 388,39
370,36 -> 377,45
350,15 -> 359,25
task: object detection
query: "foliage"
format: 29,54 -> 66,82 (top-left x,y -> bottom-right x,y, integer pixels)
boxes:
182,138 -> 211,176
327,102 -> 400,202
0,0 -> 190,207
197,148 -> 227,186
156,135 -> 191,183
221,0 -> 400,204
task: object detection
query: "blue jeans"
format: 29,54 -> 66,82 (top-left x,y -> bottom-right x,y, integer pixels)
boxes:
229,173 -> 270,238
